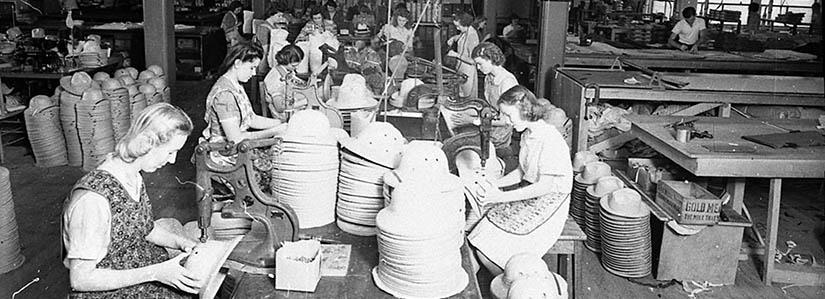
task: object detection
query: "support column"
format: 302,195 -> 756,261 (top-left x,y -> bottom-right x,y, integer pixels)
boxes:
535,1 -> 567,99
252,0 -> 267,19
763,178 -> 782,285
143,0 -> 176,85
484,0 -> 497,39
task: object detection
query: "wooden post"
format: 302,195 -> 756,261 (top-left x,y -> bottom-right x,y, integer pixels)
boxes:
143,0 -> 176,85
252,0 -> 268,19
535,1 -> 567,99
763,178 -> 782,285
484,0 -> 496,38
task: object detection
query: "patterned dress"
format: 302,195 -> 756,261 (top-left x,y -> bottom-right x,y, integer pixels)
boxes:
66,170 -> 192,299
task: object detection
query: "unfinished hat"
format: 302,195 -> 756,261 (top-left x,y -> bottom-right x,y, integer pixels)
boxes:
28,95 -> 54,111
391,141 -> 449,184
0,82 -> 13,95
602,188 -> 649,218
574,161 -> 610,185
60,72 -> 93,95
491,252 -> 553,299
114,68 -> 130,78
340,122 -> 406,168
148,77 -> 167,90
101,78 -> 123,90
92,72 -> 110,81
586,176 -> 624,198
507,274 -> 568,299
390,78 -> 424,108
5,27 -> 22,40
267,12 -> 289,25
138,83 -> 156,95
327,74 -> 377,110
138,70 -> 157,82
284,109 -> 333,139
572,151 -> 599,173
81,88 -> 104,102
118,75 -> 136,86
184,237 -> 243,299
147,65 -> 164,77
125,67 -> 139,79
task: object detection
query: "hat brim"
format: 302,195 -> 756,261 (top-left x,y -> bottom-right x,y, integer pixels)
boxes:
340,137 -> 397,169
599,194 -> 650,218
490,274 -> 508,299
336,219 -> 377,236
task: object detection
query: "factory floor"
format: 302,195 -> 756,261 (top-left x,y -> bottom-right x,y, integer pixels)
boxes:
1,80 -> 824,298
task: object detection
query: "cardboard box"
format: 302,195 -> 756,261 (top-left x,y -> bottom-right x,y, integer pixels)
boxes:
275,240 -> 321,292
656,180 -> 722,225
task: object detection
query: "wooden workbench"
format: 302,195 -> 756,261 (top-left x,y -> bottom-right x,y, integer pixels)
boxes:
626,115 -> 825,285
221,223 -> 483,298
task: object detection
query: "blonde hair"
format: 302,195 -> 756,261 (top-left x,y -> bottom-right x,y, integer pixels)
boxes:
115,103 -> 193,163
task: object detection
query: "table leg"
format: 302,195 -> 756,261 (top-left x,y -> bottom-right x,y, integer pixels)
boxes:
763,178 -> 782,285
726,178 -> 746,212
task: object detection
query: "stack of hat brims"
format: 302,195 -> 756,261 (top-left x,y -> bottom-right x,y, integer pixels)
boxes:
118,75 -> 146,120
24,95 -> 68,167
59,72 -> 93,167
584,175 -> 625,253
270,110 -> 340,229
336,122 -> 406,236
78,50 -> 107,68
326,74 -> 378,136
101,78 -> 131,142
574,161 -> 612,252
76,89 -> 115,171
599,188 -> 652,278
0,167 -> 25,274
570,151 -> 599,227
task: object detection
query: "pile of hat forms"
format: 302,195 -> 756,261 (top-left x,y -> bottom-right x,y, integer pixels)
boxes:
575,161 -> 613,252
326,74 -> 378,136
77,89 -> 115,171
489,253 -> 568,299
336,122 -> 406,236
0,167 -> 25,274
270,110 -> 341,229
76,35 -> 108,68
569,151 -> 600,227
599,188 -> 652,278
59,72 -> 95,167
373,141 -> 467,298
137,66 -> 169,105
389,78 -> 424,109
24,95 -> 68,167
183,212 -> 253,240
100,76 -> 131,141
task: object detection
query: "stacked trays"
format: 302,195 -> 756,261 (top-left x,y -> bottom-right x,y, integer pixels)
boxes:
59,90 -> 83,167
24,96 -> 68,167
102,87 -> 131,142
270,110 -> 340,229
78,51 -> 107,68
373,181 -> 467,298
77,91 -> 115,171
599,188 -> 652,278
0,167 -> 25,274
336,149 -> 390,236
574,162 -> 612,253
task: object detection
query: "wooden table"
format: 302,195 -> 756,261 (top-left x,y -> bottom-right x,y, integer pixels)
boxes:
222,223 -> 483,298
626,115 -> 825,285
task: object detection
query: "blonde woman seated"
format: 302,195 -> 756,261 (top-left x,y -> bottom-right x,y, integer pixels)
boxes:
467,85 -> 572,276
63,103 -> 200,297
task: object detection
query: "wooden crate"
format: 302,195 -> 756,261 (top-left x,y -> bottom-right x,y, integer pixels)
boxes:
656,180 -> 722,225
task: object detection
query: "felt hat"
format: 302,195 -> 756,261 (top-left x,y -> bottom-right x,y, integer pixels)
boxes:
85,34 -> 101,44
574,161 -> 610,185
390,78 -> 424,108
507,274 -> 568,299
138,70 -> 157,82
118,75 -> 136,87
101,78 -> 123,90
92,72 -> 110,82
126,84 -> 140,97
81,40 -> 101,53
114,68 -> 130,79
28,95 -> 54,112
283,109 -> 335,143
340,122 -> 406,168
138,83 -> 156,95
267,13 -> 288,25
586,176 -> 624,198
490,252 -> 553,299
601,188 -> 649,218
326,74 -> 378,110
147,65 -> 164,77
148,77 -> 167,90
81,88 -> 104,102
184,237 -> 243,299
572,151 -> 599,173
402,84 -> 437,110
59,72 -> 93,96
125,67 -> 139,80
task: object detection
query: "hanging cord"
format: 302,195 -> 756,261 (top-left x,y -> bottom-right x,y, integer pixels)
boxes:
17,0 -> 44,15
380,0 -> 434,98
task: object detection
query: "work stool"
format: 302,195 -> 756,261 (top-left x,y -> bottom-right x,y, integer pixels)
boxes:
543,217 -> 586,298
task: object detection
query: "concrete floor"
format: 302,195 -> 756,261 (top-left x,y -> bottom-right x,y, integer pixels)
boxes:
1,80 -> 824,298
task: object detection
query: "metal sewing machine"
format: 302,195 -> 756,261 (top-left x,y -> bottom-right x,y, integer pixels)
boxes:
194,139 -> 300,274
441,97 -> 498,173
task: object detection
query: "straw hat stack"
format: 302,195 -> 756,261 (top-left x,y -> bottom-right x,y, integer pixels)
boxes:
0,167 -> 25,274
24,95 -> 68,167
270,110 -> 340,229
59,72 -> 94,167
584,175 -> 624,253
118,75 -> 146,120
490,253 -> 568,299
326,74 -> 379,136
140,83 -> 162,106
574,161 -> 612,252
78,48 -> 108,68
336,122 -> 406,236
101,78 -> 131,141
76,89 -> 115,171
373,179 -> 467,298
146,65 -> 166,81
92,72 -> 110,82
599,188 -> 652,278
148,77 -> 170,104
569,151 -> 600,227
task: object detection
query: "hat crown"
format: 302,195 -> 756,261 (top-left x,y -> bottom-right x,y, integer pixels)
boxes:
147,65 -> 164,76
114,69 -> 130,79
29,95 -> 53,109
125,67 -> 139,79
593,176 -> 624,196
572,151 -> 599,171
139,70 -> 157,81
71,72 -> 93,88
82,89 -> 104,101
346,122 -> 405,167
285,109 -> 331,137
396,141 -> 448,180
119,75 -> 136,86
507,275 -> 566,299
138,83 -> 156,94
581,161 -> 611,181
606,188 -> 648,217
148,77 -> 167,90
101,78 -> 123,90
93,72 -> 110,81
503,253 -> 551,284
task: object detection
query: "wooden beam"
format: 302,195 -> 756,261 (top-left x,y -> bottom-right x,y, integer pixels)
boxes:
763,178 -> 782,285
535,1 -> 568,98
672,103 -> 723,116
143,0 -> 176,85
587,133 -> 635,153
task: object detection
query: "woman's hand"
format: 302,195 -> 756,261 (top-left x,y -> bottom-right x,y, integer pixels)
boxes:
154,253 -> 202,294
175,237 -> 198,253
473,178 -> 504,206
447,35 -> 458,46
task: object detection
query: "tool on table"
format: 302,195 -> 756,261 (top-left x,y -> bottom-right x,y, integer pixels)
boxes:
441,97 -> 497,171
194,139 -> 300,274
664,117 -> 713,142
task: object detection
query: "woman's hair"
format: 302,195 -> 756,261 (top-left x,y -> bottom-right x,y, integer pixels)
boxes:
497,85 -> 550,121
359,4 -> 371,14
473,17 -> 486,29
276,44 -> 304,65
392,8 -> 412,29
217,41 -> 264,75
310,6 -> 324,18
115,103 -> 193,163
228,1 -> 243,11
325,0 -> 338,9
471,42 -> 506,66
453,12 -> 474,27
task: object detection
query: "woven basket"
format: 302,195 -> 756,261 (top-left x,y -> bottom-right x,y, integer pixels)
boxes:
103,88 -> 131,142
59,91 -> 83,167
0,166 -> 25,274
25,104 -> 68,167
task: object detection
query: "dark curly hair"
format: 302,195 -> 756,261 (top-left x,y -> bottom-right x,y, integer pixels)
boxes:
497,85 -> 551,121
275,44 -> 304,66
471,42 -> 506,66
392,8 -> 413,29
218,41 -> 264,75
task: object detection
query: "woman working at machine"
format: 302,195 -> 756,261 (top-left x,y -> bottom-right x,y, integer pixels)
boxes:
447,12 -> 480,98
468,85 -> 573,275
63,103 -> 201,297
296,7 -> 328,42
374,6 -> 416,77
263,45 -> 307,121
